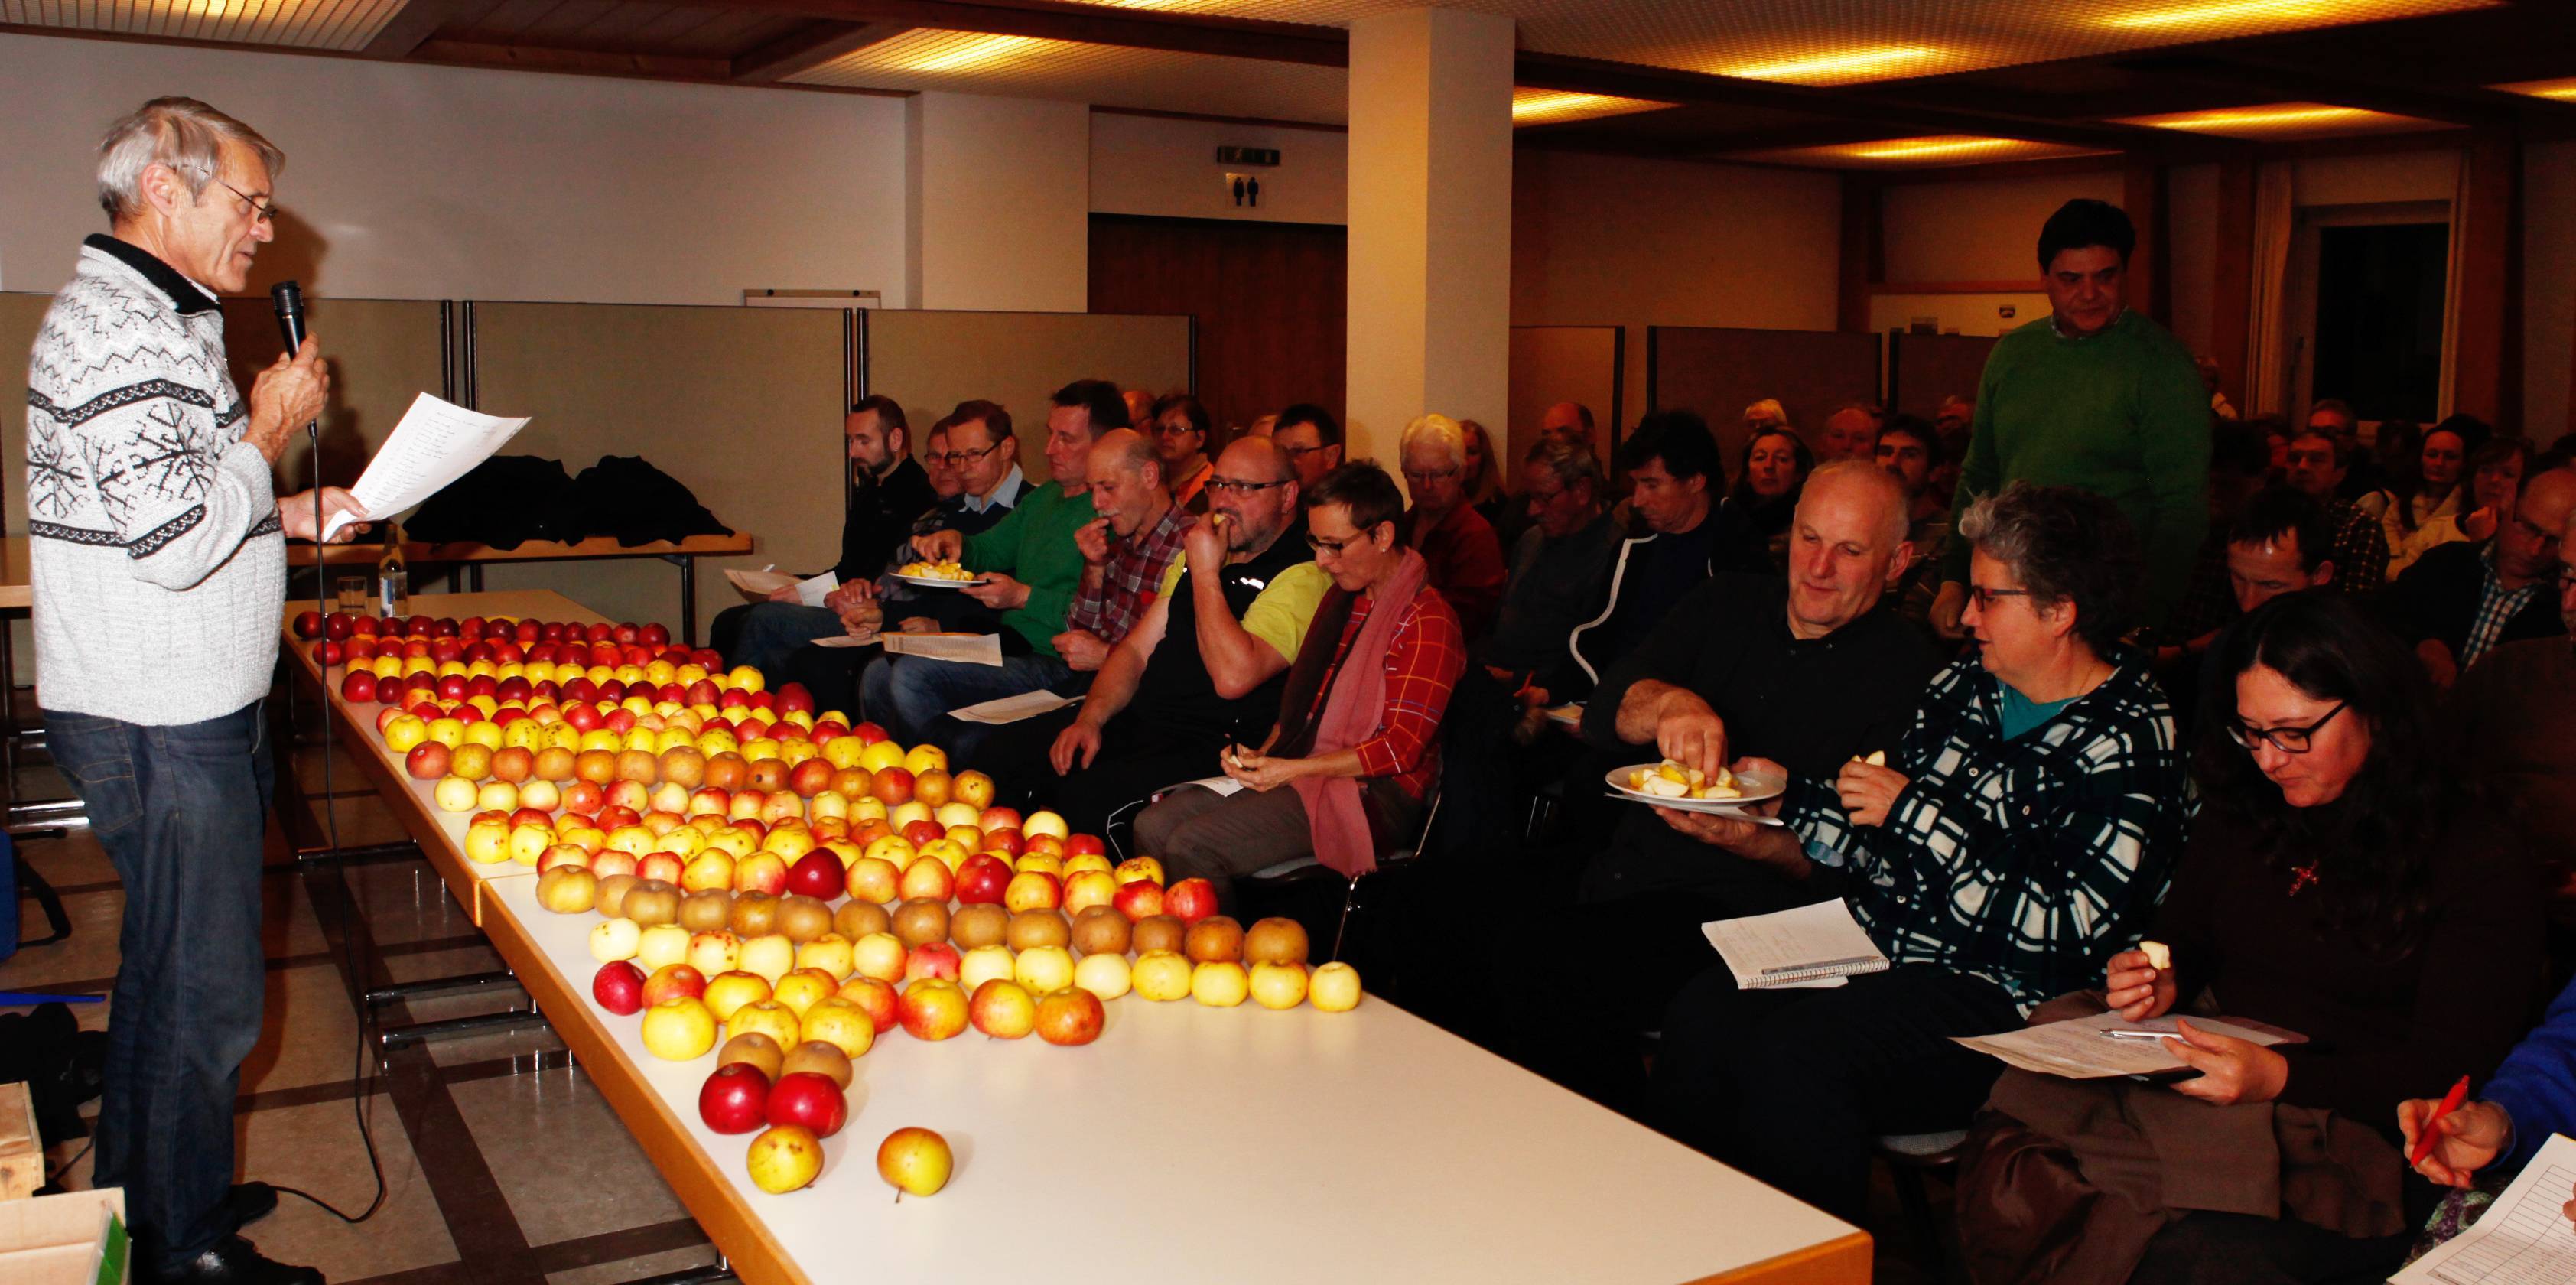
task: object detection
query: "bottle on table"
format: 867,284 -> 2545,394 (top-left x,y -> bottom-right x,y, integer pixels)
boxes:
376,522 -> 408,617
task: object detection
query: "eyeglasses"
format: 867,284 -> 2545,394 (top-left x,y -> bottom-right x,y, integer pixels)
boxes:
1965,585 -> 2035,611
2556,563 -> 2576,590
1204,477 -> 1291,496
1280,443 -> 1329,458
2510,516 -> 2565,552
212,178 -> 277,225
1401,467 -> 1459,485
929,441 -> 1007,467
1307,530 -> 1374,555
1154,421 -> 1203,438
2227,701 -> 2348,755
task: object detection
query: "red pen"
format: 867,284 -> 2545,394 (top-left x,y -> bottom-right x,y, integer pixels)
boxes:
2408,1075 -> 2470,1166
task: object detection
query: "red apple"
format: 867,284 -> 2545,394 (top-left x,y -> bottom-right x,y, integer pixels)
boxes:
783,851 -> 844,900
788,758 -> 833,799
954,855 -> 1012,906
1165,877 -> 1218,926
1034,986 -> 1104,1046
869,767 -> 915,806
901,818 -> 945,848
642,962 -> 708,1007
1112,879 -> 1165,921
763,1071 -> 847,1138
593,961 -> 646,1014
775,682 -> 815,715
1065,834 -> 1106,857
341,670 -> 379,703
977,807 -> 1023,834
698,1062 -> 770,1134
291,610 -> 324,639
405,742 -> 450,780
904,942 -> 961,981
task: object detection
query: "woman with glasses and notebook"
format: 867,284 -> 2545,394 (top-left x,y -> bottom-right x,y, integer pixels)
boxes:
1642,481 -> 2189,1228
1954,590 -> 2543,1285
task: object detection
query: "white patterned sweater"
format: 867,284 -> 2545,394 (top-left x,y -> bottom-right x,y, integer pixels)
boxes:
24,236 -> 284,724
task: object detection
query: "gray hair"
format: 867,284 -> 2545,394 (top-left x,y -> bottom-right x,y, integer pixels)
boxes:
1956,480 -> 2142,653
1522,438 -> 1602,493
97,97 -> 284,222
1800,458 -> 1910,547
1400,414 -> 1465,470
1743,398 -> 1788,428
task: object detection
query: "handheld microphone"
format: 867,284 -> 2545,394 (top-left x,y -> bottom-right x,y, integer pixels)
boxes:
271,280 -> 307,356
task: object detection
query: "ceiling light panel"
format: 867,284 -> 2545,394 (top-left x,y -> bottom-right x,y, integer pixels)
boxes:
1511,88 -> 1673,126
0,0 -> 408,50
1055,0 -> 2496,84
2116,99 -> 2450,136
792,28 -> 1351,123
1731,134 -> 2114,169
2493,77 -> 2576,102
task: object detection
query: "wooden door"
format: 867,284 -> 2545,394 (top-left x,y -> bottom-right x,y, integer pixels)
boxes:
1088,213 -> 1346,438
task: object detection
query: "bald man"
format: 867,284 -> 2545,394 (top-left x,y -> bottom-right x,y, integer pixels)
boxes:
1524,460 -> 1947,1106
1056,428 -> 1187,672
1540,402 -> 1597,459
2392,465 -> 2576,687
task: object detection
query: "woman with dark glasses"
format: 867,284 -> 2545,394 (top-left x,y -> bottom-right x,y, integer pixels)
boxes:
1956,590 -> 2545,1285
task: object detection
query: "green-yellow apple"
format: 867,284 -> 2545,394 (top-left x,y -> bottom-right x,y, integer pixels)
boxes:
739,932 -> 796,984
1013,945 -> 1074,994
794,933 -> 856,981
1132,951 -> 1193,1001
851,932 -> 906,983
1191,960 -> 1249,1007
588,916 -> 641,962
1248,961 -> 1309,1010
535,867 -> 597,913
686,930 -> 743,977
798,997 -> 877,1059
702,970 -> 773,1023
509,823 -> 557,866
681,851 -> 736,893
747,1124 -> 823,1194
1073,951 -> 1131,1001
769,968 -> 836,1017
636,923 -> 692,972
724,999 -> 802,1052
464,815 -> 510,864
959,945 -> 1016,993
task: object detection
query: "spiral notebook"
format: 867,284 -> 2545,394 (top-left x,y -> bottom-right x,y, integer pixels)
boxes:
1703,900 -> 1890,990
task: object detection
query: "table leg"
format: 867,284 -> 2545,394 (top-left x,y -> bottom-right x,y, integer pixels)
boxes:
667,555 -> 698,646
470,563 -> 486,592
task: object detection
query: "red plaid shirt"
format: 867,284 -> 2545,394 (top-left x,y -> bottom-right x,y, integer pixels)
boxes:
1302,584 -> 1466,799
1066,502 -> 1190,646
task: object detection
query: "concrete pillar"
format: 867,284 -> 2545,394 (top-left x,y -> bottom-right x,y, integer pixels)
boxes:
1344,8 -> 1515,469
906,92 -> 1089,311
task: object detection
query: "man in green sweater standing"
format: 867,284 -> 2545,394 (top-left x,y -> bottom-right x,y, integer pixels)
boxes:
1930,199 -> 2210,639
864,379 -> 1127,748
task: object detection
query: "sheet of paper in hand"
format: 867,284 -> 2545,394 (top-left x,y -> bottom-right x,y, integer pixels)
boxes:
1954,1010 -> 2306,1080
324,392 -> 531,539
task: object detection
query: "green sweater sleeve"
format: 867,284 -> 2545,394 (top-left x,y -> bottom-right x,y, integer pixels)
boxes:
2135,340 -> 2215,625
993,484 -> 1094,659
962,501 -> 1028,575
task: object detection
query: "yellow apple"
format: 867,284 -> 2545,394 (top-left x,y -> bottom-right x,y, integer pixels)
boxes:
1248,961 -> 1309,1010
588,917 -> 641,962
687,930 -> 743,977
508,823 -> 555,866
951,770 -> 995,809
851,932 -> 906,983
1073,951 -> 1131,1001
1013,945 -> 1075,994
1191,960 -> 1248,1007
875,1127 -> 951,1197
724,999 -> 803,1054
701,970 -> 773,1023
739,933 -> 796,984
1023,810 -> 1069,841
464,815 -> 510,864
747,1124 -> 823,1194
769,968 -> 835,1017
636,923 -> 692,972
434,776 -> 480,812
1113,856 -> 1164,887
935,802 -> 982,831
857,740 -> 907,774
1063,852 -> 1114,877
639,997 -> 717,1060
888,801 -> 932,831
968,978 -> 1036,1039
799,997 -> 877,1059
794,933 -> 857,982
958,945 -> 1016,993
1132,951 -> 1192,1001
1309,961 -> 1362,1012
903,744 -> 947,776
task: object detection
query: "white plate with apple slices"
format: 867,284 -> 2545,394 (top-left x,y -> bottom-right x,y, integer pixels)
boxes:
1604,762 -> 1786,814
893,572 -> 990,589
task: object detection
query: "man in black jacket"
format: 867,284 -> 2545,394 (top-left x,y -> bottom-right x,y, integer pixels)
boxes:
715,395 -> 935,671
2391,466 -> 2575,688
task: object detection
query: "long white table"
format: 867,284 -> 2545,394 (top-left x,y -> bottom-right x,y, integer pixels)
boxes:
289,590 -> 1873,1285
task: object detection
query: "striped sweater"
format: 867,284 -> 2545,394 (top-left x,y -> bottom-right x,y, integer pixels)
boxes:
24,235 -> 284,724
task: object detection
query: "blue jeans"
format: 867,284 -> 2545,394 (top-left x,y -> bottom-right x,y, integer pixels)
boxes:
860,652 -> 1071,760
727,603 -> 844,675
44,701 -> 275,1270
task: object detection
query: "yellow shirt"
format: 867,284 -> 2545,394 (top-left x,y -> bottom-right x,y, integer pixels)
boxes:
1157,553 -> 1332,663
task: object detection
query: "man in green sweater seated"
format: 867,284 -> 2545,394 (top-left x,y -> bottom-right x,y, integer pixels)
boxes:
863,379 -> 1127,750
1930,198 -> 2211,639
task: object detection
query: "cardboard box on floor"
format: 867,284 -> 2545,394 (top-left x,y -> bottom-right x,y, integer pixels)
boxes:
0,1081 -> 41,1200
0,1187 -> 126,1284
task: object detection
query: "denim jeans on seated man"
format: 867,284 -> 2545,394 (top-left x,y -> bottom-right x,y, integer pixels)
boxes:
726,602 -> 844,675
860,652 -> 1073,760
44,700 -> 275,1271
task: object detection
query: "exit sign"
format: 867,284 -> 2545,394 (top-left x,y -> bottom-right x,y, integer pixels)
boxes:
1217,146 -> 1280,167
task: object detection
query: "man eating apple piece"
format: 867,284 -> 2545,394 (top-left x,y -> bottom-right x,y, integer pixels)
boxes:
27,98 -> 369,1285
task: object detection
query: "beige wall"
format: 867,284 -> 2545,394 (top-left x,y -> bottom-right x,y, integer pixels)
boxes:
1880,170 -> 2124,285
1510,148 -> 1841,432
0,31 -> 909,305
907,93 -> 1090,313
1090,112 -> 1348,226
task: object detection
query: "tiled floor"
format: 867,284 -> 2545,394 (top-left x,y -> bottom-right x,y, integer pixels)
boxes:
4,691 -> 1957,1285
4,712 -> 722,1285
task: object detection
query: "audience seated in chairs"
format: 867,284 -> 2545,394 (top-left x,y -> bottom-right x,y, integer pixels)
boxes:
2382,415 -> 2489,581
1397,414 -> 1507,641
977,436 -> 1328,847
1642,481 -> 2190,1226
2282,423 -> 2392,590
712,395 -> 933,673
1148,392 -> 1216,515
1271,402 -> 1345,493
1134,461 -> 1465,913
2409,436 -> 2534,568
1712,422 -> 1813,574
1565,410 -> 1725,701
2386,465 -> 2576,688
1509,461 -> 1943,1108
769,404 -> 1016,713
1874,415 -> 1952,626
860,380 -> 1124,749
1476,438 -> 1623,709
1958,591 -> 2543,1285
2452,506 -> 2576,939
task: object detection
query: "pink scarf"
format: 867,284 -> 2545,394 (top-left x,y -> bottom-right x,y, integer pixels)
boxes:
1286,548 -> 1430,877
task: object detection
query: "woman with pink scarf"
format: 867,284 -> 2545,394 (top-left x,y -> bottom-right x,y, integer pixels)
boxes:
1134,462 -> 1467,913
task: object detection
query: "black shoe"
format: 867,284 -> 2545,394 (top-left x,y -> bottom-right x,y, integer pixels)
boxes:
143,1235 -> 324,1285
228,1182 -> 280,1230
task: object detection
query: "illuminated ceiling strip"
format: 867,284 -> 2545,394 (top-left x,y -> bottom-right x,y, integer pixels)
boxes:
1719,44 -> 1947,83
897,34 -> 1049,73
2133,105 -> 2379,130
2105,0 -> 2362,30
1846,136 -> 2036,160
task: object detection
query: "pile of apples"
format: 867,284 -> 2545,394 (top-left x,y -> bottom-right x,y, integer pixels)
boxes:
301,609 -> 1362,1199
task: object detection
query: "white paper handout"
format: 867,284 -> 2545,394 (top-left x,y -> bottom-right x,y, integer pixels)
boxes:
1953,1010 -> 2301,1080
323,392 -> 531,539
880,633 -> 1003,667
949,690 -> 1083,725
1702,899 -> 1890,991
2393,1132 -> 2576,1285
724,567 -> 835,607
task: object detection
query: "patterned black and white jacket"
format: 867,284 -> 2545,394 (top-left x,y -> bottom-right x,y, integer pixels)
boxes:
1784,653 -> 2191,1015
25,234 -> 284,724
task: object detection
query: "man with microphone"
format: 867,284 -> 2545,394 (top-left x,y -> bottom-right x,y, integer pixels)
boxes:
26,98 -> 365,1285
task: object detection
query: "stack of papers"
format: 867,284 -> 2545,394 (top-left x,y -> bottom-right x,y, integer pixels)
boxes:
1701,900 -> 1890,990
2393,1132 -> 2576,1284
322,392 -> 530,539
724,567 -> 834,607
1953,1010 -> 2301,1079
